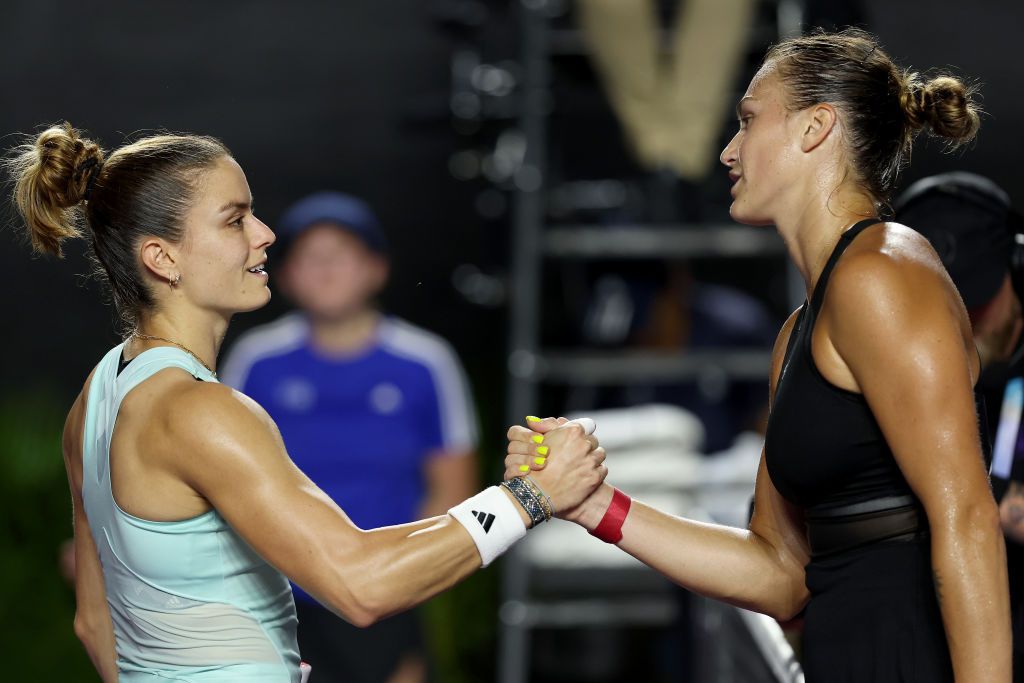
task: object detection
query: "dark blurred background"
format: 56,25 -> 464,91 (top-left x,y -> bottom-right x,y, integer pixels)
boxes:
1,0 -> 1021,680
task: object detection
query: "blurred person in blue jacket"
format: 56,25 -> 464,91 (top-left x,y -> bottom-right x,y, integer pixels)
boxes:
222,192 -> 479,683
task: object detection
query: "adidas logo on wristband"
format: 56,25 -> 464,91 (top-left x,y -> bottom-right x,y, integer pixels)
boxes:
472,510 -> 495,532
451,487 -> 527,567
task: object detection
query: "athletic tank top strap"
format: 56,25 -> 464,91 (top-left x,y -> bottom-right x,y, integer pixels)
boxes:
112,346 -> 216,414
808,219 -> 882,315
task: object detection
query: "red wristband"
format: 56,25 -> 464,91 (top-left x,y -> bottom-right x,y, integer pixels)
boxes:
589,487 -> 631,544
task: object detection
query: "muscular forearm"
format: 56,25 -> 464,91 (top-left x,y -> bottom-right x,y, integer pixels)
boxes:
584,486 -> 809,620
930,506 -> 1011,681
321,491 -> 531,626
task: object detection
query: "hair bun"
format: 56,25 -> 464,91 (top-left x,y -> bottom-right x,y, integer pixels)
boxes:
7,122 -> 106,256
902,73 -> 980,145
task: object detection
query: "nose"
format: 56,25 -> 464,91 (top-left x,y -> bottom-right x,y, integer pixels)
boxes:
720,131 -> 740,167
252,215 -> 276,249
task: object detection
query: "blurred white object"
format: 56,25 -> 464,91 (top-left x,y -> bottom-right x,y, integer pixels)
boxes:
698,430 -> 764,528
568,403 -> 704,451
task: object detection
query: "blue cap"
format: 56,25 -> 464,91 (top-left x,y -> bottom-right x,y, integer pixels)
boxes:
277,191 -> 387,254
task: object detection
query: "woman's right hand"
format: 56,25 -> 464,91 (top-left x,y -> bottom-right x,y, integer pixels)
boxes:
505,417 -> 607,517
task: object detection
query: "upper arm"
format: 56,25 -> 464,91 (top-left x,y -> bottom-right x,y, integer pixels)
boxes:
748,308 -> 809,570
165,383 -> 366,608
826,247 -> 991,516
63,376 -> 117,652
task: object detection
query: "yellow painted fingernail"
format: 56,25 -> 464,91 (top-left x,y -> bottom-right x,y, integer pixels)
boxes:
532,435 -> 544,444
537,446 -> 549,456
526,415 -> 541,422
519,465 -> 530,472
534,457 -> 546,466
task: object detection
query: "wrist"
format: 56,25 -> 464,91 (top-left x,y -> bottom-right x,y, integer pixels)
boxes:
448,487 -> 528,567
500,486 -> 535,529
567,483 -> 615,530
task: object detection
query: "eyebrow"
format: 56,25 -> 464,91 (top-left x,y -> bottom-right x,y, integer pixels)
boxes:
218,198 -> 254,214
735,96 -> 757,118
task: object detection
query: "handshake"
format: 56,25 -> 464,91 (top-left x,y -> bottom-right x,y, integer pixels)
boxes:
503,416 -> 615,531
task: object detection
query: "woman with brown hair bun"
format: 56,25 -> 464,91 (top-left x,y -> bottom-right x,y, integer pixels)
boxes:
9,124 -> 609,682
508,28 -> 1010,681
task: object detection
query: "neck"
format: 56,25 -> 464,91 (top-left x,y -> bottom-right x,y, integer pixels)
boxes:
772,183 -> 877,299
132,307 -> 229,372
309,308 -> 380,354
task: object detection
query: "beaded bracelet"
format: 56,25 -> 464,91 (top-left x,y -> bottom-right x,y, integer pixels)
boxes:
501,477 -> 549,527
523,476 -> 554,520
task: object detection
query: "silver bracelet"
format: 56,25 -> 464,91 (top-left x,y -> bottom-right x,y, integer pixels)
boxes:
501,477 -> 548,527
524,475 -> 555,517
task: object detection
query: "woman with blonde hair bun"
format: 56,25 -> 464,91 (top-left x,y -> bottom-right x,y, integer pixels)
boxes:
509,28 -> 1010,681
9,124 -> 609,682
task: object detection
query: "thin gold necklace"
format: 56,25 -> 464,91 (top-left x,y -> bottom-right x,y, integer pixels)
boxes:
132,332 -> 217,377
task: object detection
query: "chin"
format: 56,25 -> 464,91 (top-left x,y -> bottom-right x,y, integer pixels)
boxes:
235,289 -> 273,314
728,202 -> 773,227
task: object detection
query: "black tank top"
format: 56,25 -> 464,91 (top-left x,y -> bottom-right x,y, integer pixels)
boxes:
765,220 -> 923,513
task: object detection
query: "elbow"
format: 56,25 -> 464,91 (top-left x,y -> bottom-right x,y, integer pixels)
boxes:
321,554 -> 391,628
73,611 -> 104,650
758,550 -> 810,622
343,606 -> 380,630
766,594 -> 808,623
726,552 -> 809,622
762,580 -> 810,622
944,496 -> 1002,541
333,588 -> 389,629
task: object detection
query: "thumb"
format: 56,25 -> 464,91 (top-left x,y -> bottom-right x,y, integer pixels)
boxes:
525,416 -> 562,434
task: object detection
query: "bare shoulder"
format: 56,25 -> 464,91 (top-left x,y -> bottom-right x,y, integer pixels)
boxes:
63,368 -> 95,452
160,374 -> 279,443
824,222 -> 972,369
153,373 -> 289,490
826,221 -> 960,318
63,366 -> 100,492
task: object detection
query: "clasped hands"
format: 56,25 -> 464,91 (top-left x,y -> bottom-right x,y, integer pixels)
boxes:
504,416 -> 613,528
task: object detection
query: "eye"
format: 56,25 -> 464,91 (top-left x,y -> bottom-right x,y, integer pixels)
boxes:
738,115 -> 753,130
230,215 -> 245,228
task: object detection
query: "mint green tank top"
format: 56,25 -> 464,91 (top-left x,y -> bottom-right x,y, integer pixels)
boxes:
82,343 -> 301,681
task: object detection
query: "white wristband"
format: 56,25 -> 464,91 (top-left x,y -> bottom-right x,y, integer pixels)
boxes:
449,486 -> 528,567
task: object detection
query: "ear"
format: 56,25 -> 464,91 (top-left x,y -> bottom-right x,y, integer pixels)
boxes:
139,237 -> 179,283
800,103 -> 839,153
